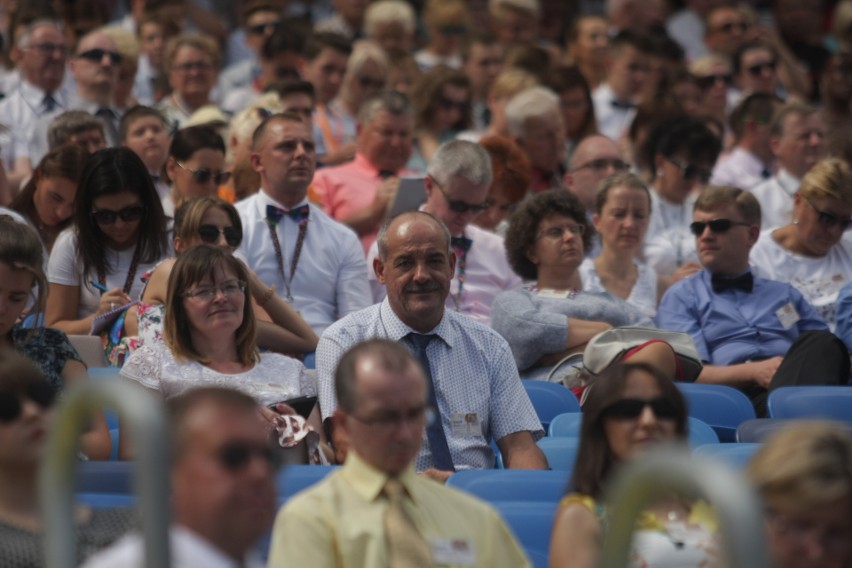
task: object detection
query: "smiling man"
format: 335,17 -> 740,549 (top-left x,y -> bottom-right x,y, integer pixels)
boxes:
317,211 -> 546,480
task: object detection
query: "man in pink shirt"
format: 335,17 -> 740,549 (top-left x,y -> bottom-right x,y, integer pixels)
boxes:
310,91 -> 414,252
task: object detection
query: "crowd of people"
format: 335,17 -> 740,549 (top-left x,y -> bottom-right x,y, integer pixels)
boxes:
1,0 -> 852,566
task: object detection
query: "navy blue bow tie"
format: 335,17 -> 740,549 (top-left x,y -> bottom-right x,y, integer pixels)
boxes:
266,204 -> 310,224
611,99 -> 636,110
451,236 -> 472,252
711,272 -> 754,293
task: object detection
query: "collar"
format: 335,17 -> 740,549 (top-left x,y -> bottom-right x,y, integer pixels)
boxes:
701,267 -> 754,287
379,298 -> 454,349
341,450 -> 419,504
172,525 -> 256,567
20,79 -> 64,112
776,168 -> 801,197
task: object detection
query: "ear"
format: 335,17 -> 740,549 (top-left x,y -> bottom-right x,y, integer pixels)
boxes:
9,46 -> 23,65
447,249 -> 457,275
250,151 -> 263,174
746,223 -> 760,247
373,255 -> 387,284
592,212 -> 601,230
332,408 -> 349,438
423,175 -> 435,198
174,235 -> 185,254
654,153 -> 665,175
563,171 -> 574,189
165,156 -> 178,180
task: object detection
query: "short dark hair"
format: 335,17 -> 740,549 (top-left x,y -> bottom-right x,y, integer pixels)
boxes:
168,125 -> 226,161
304,31 -> 352,61
609,28 -> 656,57
729,92 -> 781,140
120,105 -> 168,141
334,339 -> 422,413
264,78 -> 316,103
460,30 -> 499,62
505,190 -> 593,281
260,22 -> 306,60
732,41 -> 777,77
650,116 -> 722,178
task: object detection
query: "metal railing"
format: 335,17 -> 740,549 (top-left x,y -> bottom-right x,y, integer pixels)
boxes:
39,380 -> 171,568
599,447 -> 770,568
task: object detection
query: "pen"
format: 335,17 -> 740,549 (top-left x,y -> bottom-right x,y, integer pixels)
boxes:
89,280 -> 109,293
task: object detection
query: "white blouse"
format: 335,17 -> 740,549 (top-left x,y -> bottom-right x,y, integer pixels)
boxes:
579,258 -> 659,318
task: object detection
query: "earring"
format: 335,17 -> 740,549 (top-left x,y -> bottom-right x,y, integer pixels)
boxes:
792,218 -> 799,225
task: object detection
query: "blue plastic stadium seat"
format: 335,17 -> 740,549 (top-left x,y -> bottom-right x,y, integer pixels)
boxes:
522,381 -> 580,430
77,493 -> 136,508
768,386 -> 852,420
688,416 -> 719,447
676,383 -> 756,442
76,460 -> 133,493
447,469 -> 569,503
537,437 -> 580,472
736,418 -> 852,442
693,442 -> 763,469
548,412 -> 583,437
277,464 -> 338,504
492,501 -> 558,568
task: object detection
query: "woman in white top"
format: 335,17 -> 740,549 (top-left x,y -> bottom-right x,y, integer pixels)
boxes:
45,147 -> 169,335
580,173 -> 658,318
750,158 -> 852,330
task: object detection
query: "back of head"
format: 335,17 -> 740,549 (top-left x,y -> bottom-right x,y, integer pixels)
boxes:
426,139 -> 492,188
335,338 -> 420,413
650,115 -> 721,178
505,86 -> 559,137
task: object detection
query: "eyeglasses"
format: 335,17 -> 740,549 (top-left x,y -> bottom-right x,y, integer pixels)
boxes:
536,224 -> 586,240
0,383 -> 56,422
434,181 -> 491,214
247,21 -> 281,36
689,218 -> 751,236
26,43 -> 69,56
604,397 -> 679,420
91,205 -> 145,225
805,197 -> 852,231
696,74 -> 732,90
357,75 -> 385,90
172,61 -> 213,73
198,224 -> 242,247
711,21 -> 749,34
176,162 -> 232,185
77,48 -> 123,65
350,405 -> 435,430
438,96 -> 468,112
572,158 -> 631,173
183,280 -> 246,301
665,157 -> 712,184
746,61 -> 776,76
217,440 -> 280,472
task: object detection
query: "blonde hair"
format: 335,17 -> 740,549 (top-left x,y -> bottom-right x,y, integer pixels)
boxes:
489,67 -> 539,100
798,158 -> 852,206
364,0 -> 416,36
423,0 -> 470,27
689,54 -> 731,76
102,25 -> 140,63
165,33 -> 221,73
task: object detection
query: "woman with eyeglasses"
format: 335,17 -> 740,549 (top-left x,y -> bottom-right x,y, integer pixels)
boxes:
549,362 -> 720,568
749,158 -> 852,331
0,216 -> 111,459
408,65 -> 472,172
746,421 -> 852,568
579,173 -> 658,318
162,125 -> 230,218
120,244 -> 327,461
492,190 -> 675,384
9,145 -> 89,253
0,349 -> 132,565
156,33 -> 221,131
45,147 -> 169,335
124,196 -> 317,357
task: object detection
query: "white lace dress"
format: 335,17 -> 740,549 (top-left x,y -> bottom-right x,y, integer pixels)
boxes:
120,343 -> 314,406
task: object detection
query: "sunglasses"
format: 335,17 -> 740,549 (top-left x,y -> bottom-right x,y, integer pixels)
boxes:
537,224 -> 585,240
434,181 -> 490,214
177,162 -> 232,185
696,74 -> 731,90
91,205 -> 145,225
247,21 -> 281,36
0,383 -> 56,422
604,397 -> 679,420
198,224 -> 242,247
27,43 -> 69,57
438,96 -> 468,112
689,218 -> 751,236
77,48 -> 123,65
746,61 -> 776,76
805,197 -> 852,231
217,440 -> 280,472
665,157 -> 712,184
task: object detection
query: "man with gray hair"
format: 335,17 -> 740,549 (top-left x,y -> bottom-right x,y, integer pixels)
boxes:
366,139 -> 522,325
312,90 -> 414,252
505,85 -> 566,192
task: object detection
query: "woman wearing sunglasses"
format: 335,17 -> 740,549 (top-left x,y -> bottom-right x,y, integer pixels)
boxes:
162,125 -> 230,218
750,158 -> 852,331
9,145 -> 89,254
125,196 -> 317,357
409,65 -> 472,171
549,362 -> 720,568
45,148 -> 169,335
0,350 -> 132,564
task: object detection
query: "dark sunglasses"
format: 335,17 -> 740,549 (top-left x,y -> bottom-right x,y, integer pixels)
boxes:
247,21 -> 281,36
665,157 -> 712,184
435,181 -> 490,214
689,218 -> 751,236
77,48 -> 123,65
438,96 -> 468,112
218,440 -> 280,472
91,205 -> 145,225
605,397 -> 679,420
747,61 -> 776,76
198,224 -> 242,247
177,162 -> 232,185
696,74 -> 731,90
805,197 -> 852,231
0,382 -> 57,422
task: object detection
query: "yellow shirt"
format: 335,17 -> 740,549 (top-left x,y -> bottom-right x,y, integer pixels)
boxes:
268,452 -> 531,568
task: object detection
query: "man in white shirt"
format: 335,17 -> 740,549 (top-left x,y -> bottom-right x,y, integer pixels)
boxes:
67,29 -> 124,146
366,140 -> 521,325
750,102 -> 826,229
0,19 -> 69,194
83,387 -> 278,568
236,111 -> 372,336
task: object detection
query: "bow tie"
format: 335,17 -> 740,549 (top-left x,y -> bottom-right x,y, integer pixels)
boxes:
611,99 -> 636,110
711,272 -> 754,293
266,204 -> 310,224
451,236 -> 472,253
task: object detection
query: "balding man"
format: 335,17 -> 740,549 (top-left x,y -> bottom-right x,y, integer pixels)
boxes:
318,211 -> 547,481
269,339 -> 531,567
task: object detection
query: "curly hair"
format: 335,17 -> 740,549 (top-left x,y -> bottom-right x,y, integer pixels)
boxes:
504,189 -> 593,281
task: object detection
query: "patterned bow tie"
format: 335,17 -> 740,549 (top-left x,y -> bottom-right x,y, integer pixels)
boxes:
711,272 -> 754,293
266,204 -> 310,224
451,236 -> 472,253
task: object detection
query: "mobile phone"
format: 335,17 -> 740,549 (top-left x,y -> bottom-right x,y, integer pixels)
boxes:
269,395 -> 318,419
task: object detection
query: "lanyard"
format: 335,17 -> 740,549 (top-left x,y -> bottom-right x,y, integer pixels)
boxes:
266,217 -> 308,303
97,246 -> 141,295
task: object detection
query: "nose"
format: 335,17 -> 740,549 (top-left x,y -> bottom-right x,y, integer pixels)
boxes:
637,404 -> 658,427
411,261 -> 430,282
58,203 -> 73,221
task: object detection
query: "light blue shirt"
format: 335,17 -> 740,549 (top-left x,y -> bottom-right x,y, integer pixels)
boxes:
316,299 -> 544,470
834,281 -> 852,351
656,269 -> 827,365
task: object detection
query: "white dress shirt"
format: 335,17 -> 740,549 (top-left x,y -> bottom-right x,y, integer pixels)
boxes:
235,189 -> 372,335
644,190 -> 698,277
0,79 -> 68,167
365,223 -> 522,326
749,168 -> 800,229
710,147 -> 771,190
592,82 -> 637,141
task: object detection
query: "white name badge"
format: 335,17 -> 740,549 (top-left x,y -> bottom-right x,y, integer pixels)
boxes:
431,538 -> 476,565
450,413 -> 481,437
536,288 -> 572,299
776,302 -> 800,330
